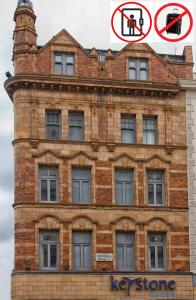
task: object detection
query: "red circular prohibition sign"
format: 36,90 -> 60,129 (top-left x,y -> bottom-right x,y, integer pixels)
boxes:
111,2 -> 152,43
154,3 -> 193,42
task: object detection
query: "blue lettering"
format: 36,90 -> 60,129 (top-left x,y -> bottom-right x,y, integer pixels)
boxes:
159,280 -> 167,290
135,278 -> 143,291
119,279 -> 127,291
149,280 -> 159,291
168,280 -> 176,290
111,276 -> 119,290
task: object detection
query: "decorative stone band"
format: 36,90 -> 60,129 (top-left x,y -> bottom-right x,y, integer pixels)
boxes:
4,75 -> 179,101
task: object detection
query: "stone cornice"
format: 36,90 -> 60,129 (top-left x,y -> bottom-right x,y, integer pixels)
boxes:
179,79 -> 196,90
12,138 -> 187,151
13,203 -> 189,211
4,74 -> 180,101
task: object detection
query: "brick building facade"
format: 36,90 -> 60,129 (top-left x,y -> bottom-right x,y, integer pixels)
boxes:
4,1 -> 196,299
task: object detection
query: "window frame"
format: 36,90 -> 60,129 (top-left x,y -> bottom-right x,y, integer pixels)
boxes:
148,232 -> 166,271
143,115 -> 157,145
147,170 -> 165,206
39,165 -> 59,203
116,231 -> 135,271
54,52 -> 75,76
72,167 -> 91,204
45,110 -> 61,140
68,111 -> 84,142
72,231 -> 92,271
128,58 -> 148,80
121,114 -> 136,144
40,230 -> 59,271
115,169 -> 134,205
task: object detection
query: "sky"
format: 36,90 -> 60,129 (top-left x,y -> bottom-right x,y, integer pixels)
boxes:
0,0 -> 195,299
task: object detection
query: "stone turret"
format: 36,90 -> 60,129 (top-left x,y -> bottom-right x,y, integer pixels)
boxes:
13,0 -> 37,73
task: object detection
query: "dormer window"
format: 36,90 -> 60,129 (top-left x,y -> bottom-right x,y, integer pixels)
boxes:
54,53 -> 74,75
97,50 -> 106,62
128,58 -> 148,80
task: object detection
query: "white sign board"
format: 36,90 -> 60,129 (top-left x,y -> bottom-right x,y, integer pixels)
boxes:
96,253 -> 113,261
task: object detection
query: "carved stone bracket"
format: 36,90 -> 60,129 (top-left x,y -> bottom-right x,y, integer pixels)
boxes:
107,143 -> 116,152
91,142 -> 100,152
165,145 -> 174,155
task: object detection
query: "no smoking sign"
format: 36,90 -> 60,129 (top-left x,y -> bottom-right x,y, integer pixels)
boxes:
111,0 -> 194,43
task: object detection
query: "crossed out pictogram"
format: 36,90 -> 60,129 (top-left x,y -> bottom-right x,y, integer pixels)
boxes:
111,1 -> 193,43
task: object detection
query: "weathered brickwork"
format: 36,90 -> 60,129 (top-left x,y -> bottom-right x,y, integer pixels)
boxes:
5,1 -> 195,300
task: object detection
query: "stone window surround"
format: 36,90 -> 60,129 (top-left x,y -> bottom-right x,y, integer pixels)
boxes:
125,52 -> 152,81
34,151 -> 170,206
34,215 -> 171,272
40,104 -> 90,141
51,46 -> 78,76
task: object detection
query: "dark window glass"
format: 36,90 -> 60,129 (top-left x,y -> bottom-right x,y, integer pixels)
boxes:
68,111 -> 84,141
116,232 -> 135,271
115,170 -> 133,205
46,111 -> 61,140
72,168 -> 91,203
40,231 -> 59,270
39,166 -> 58,202
54,53 -> 74,75
73,231 -> 92,270
147,171 -> 164,205
121,115 -> 136,144
129,59 -> 148,80
148,233 -> 166,271
143,116 -> 157,145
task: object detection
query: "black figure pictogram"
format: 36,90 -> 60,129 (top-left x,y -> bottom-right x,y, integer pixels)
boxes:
121,8 -> 144,37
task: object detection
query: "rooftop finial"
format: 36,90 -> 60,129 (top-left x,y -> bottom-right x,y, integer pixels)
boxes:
17,0 -> 33,8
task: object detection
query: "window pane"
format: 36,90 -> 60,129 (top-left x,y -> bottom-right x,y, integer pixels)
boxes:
73,245 -> 81,269
50,245 -> 57,268
116,182 -> 123,204
73,232 -> 91,270
41,231 -> 58,242
140,69 -> 147,80
129,68 -> 136,80
117,232 -> 134,270
73,181 -> 80,203
46,112 -> 60,124
121,130 -> 135,144
156,184 -> 163,204
125,182 -> 132,204
129,60 -> 136,68
82,181 -> 90,203
116,170 -> 132,181
66,64 -> 74,75
55,63 -> 63,74
150,233 -> 164,243
140,61 -> 147,69
69,127 -> 83,141
49,167 -> 58,177
73,232 -> 91,244
126,246 -> 134,269
47,125 -> 60,139
83,245 -> 91,270
148,184 -> 154,204
50,180 -> 57,201
41,180 -> 47,201
43,245 -> 48,268
147,131 -> 156,144
117,245 -> 124,270
117,232 -> 134,244
55,55 -> 62,63
158,246 -> 164,268
66,55 -> 74,64
149,246 -> 155,268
